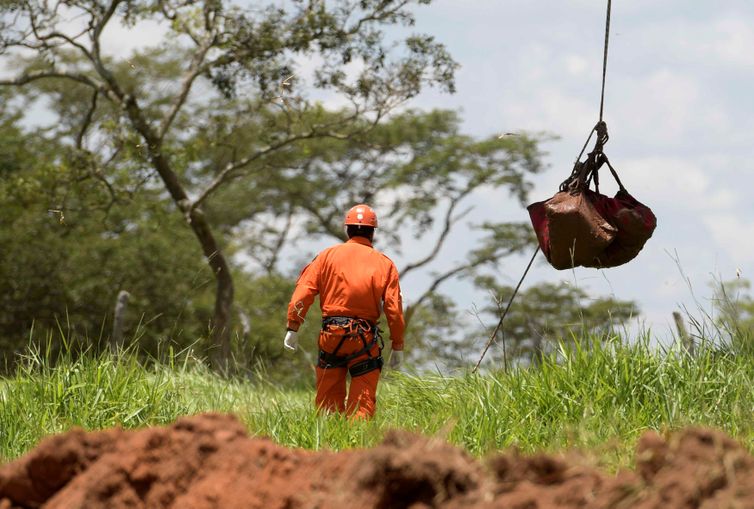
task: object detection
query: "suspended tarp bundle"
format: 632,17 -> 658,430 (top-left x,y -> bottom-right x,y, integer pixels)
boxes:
528,122 -> 656,270
472,0 -> 656,372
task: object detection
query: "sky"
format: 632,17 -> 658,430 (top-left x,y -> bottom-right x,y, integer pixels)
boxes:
395,0 -> 754,343
11,0 -> 754,346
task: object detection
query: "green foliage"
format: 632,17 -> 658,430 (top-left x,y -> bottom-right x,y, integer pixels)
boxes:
711,278 -> 754,354
386,337 -> 754,464
2,337 -> 754,471
231,271 -> 317,382
477,280 -> 637,366
0,0 -> 611,375
402,293 -> 469,369
0,113 -> 214,358
191,107 -> 545,254
0,98 -> 551,370
1,0 -> 464,366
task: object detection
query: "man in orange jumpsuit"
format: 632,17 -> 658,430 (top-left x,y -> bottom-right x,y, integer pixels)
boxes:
283,204 -> 405,419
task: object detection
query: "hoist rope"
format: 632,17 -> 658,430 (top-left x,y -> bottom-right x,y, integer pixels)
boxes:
472,0 -> 614,373
574,0 -> 613,165
472,246 -> 540,374
599,0 -> 612,122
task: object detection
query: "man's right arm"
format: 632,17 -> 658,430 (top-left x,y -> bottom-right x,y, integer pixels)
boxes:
286,255 -> 321,331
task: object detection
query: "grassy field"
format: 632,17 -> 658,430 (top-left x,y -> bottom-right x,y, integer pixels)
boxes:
1,337 -> 753,470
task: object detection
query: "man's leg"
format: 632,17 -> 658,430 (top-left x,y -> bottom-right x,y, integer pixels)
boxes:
346,368 -> 380,419
315,366 -> 347,413
315,330 -> 349,413
346,344 -> 382,419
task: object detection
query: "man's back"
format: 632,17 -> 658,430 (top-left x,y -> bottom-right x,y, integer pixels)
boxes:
316,237 -> 394,322
287,237 -> 404,350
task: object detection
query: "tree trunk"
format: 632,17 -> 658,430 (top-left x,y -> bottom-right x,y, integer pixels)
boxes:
190,207 -> 234,369
124,97 -> 234,369
111,290 -> 130,351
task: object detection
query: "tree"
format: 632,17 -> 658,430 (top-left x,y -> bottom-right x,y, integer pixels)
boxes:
192,106 -> 546,375
0,72 -> 541,372
0,105 -> 216,359
453,278 -> 638,369
193,108 -> 544,316
1,0 -> 457,367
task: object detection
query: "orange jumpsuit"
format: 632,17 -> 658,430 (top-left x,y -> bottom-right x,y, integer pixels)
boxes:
286,236 -> 405,418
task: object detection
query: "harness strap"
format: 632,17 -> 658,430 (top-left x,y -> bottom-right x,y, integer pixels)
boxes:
349,356 -> 383,377
318,344 -> 377,368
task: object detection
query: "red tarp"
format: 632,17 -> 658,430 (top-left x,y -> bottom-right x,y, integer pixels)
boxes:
528,188 -> 656,270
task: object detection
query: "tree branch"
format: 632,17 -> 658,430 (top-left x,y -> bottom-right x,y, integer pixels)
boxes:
35,30 -> 95,61
76,0 -> 126,102
404,244 -> 524,326
400,189 -> 474,277
76,89 -> 99,149
158,37 -> 214,141
264,207 -> 294,274
92,0 -> 121,60
299,200 -> 344,240
191,131 -> 322,210
344,0 -> 412,35
160,2 -> 202,45
182,97 -> 372,212
404,264 -> 469,326
0,70 -> 100,89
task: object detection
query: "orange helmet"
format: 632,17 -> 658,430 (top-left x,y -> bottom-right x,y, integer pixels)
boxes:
344,204 -> 378,228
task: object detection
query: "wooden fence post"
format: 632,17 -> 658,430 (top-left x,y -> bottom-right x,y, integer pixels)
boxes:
672,311 -> 693,355
112,290 -> 131,351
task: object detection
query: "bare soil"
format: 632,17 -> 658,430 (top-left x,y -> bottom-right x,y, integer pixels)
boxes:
1,413 -> 753,508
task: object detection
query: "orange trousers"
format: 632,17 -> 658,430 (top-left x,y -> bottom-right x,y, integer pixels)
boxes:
315,329 -> 381,419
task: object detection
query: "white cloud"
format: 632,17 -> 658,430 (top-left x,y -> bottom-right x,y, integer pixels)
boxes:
702,214 -> 754,266
636,14 -> 754,70
100,19 -> 168,58
620,156 -> 741,212
711,17 -> 754,67
564,55 -> 589,76
612,70 -> 701,145
406,0 -> 754,335
500,87 -> 595,139
672,14 -> 754,68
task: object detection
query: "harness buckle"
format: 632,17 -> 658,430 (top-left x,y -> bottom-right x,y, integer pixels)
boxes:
349,356 -> 383,377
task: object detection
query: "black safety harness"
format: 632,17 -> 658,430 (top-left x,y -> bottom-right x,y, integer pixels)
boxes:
318,316 -> 384,377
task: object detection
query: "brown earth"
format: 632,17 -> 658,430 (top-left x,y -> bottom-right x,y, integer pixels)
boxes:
1,413 -> 754,509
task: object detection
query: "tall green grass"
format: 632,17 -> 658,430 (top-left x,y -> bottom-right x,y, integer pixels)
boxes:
1,336 -> 753,469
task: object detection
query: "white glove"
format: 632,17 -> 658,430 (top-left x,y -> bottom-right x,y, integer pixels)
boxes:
283,330 -> 298,351
389,350 -> 404,369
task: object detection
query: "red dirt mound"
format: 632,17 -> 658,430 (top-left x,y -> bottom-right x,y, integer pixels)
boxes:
1,414 -> 754,509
